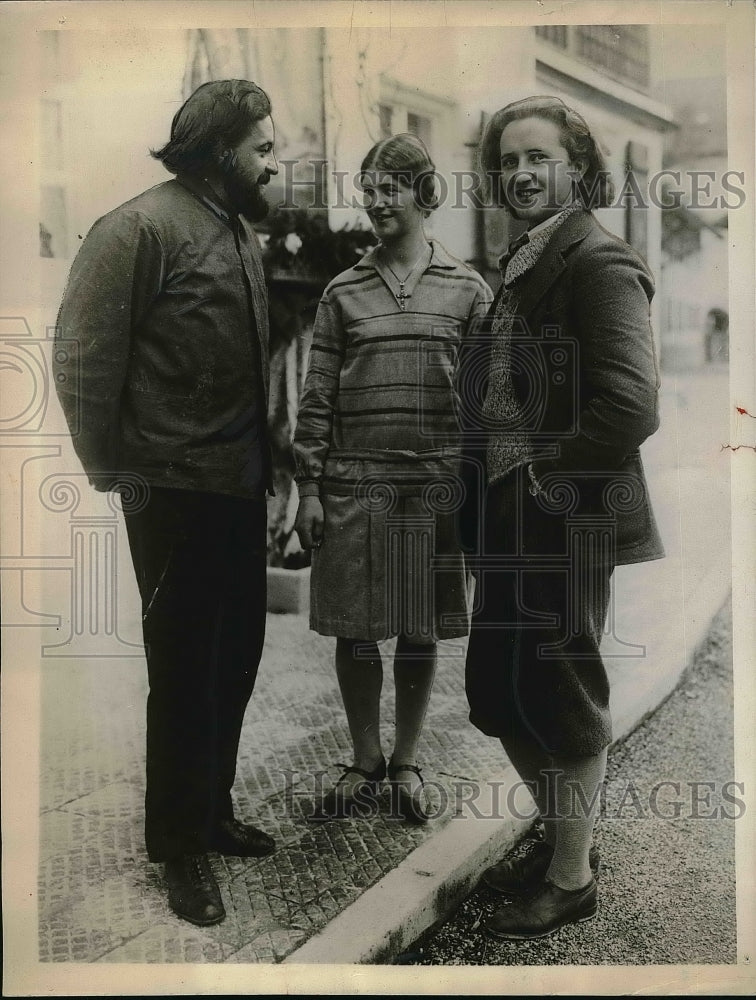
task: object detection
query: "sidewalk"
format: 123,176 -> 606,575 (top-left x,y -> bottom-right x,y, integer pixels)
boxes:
37,367 -> 732,965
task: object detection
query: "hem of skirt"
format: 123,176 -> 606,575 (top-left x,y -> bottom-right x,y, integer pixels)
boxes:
310,617 -> 469,641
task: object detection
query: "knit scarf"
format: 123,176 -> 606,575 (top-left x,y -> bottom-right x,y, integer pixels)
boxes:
482,203 -> 584,486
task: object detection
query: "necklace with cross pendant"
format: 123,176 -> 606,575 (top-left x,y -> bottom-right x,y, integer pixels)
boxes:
382,245 -> 430,311
384,261 -> 412,310
394,280 -> 411,310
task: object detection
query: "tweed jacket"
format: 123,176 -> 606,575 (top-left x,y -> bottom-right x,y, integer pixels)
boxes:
54,174 -> 272,499
459,209 -> 664,566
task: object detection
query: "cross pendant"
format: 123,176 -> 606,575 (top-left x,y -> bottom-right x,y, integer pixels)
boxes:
396,283 -> 410,311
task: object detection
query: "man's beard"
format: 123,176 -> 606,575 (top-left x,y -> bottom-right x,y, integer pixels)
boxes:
222,159 -> 271,222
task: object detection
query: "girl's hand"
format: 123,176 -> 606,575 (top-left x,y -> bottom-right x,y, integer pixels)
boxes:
295,496 -> 324,550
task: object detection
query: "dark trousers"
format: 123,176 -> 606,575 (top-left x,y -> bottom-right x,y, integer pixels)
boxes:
124,487 -> 267,862
465,469 -> 613,757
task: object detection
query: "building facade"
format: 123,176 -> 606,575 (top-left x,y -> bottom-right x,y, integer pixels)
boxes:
40,24 -> 677,327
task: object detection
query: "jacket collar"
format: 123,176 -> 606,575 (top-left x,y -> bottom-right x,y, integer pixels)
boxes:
354,238 -> 458,271
511,208 -> 595,318
176,172 -> 235,224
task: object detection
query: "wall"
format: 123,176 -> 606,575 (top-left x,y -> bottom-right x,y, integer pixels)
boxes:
323,26 -> 536,260
39,29 -> 187,317
323,24 -> 672,303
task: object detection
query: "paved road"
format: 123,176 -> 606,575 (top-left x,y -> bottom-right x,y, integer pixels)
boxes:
404,597 -> 737,966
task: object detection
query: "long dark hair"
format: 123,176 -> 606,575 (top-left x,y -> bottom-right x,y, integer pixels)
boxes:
480,95 -> 614,209
152,79 -> 272,176
359,133 -> 439,214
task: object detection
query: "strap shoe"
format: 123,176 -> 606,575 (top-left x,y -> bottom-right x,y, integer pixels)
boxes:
308,758 -> 386,821
485,877 -> 598,940
164,853 -> 225,926
481,840 -> 600,896
388,760 -> 431,824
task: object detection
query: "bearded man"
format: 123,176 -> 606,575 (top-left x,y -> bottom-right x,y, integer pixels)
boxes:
54,80 -> 279,926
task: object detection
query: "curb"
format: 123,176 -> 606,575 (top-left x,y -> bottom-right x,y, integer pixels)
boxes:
283,766 -> 533,965
283,549 -> 732,966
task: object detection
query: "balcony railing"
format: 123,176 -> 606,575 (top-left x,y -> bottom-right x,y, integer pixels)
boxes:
536,24 -> 650,92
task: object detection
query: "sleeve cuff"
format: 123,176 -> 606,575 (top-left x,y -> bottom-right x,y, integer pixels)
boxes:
296,480 -> 322,498
526,463 -> 545,497
529,458 -> 557,485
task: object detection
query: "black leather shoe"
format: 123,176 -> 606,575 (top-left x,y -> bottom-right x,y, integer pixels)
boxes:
309,759 -> 386,821
210,818 -> 276,857
485,877 -> 598,940
481,840 -> 600,896
388,760 -> 431,824
164,853 -> 225,926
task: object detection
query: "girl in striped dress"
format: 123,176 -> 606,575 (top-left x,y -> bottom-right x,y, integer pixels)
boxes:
294,133 -> 492,822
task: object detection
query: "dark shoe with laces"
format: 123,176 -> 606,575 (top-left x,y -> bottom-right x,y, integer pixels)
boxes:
308,758 -> 386,821
388,760 -> 431,825
485,877 -> 598,940
481,840 -> 600,896
164,853 -> 225,926
210,818 -> 275,857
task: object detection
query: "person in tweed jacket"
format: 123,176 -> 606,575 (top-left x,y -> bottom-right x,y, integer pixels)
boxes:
458,96 -> 664,939
294,133 -> 492,823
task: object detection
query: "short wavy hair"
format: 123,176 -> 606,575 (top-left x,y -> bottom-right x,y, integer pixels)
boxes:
359,132 -> 439,214
152,79 -> 272,176
480,95 -> 614,210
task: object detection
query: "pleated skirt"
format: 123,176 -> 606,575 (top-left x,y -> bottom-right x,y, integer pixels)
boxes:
310,490 -> 470,642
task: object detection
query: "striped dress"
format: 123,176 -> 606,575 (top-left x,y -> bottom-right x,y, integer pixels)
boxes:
293,240 -> 493,641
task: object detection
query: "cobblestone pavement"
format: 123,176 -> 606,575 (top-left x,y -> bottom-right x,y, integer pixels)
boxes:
38,617 -> 505,963
36,368 -> 734,964
405,597 -> 737,966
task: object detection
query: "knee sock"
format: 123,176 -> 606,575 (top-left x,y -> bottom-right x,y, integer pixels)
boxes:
546,748 -> 607,891
500,738 -> 558,848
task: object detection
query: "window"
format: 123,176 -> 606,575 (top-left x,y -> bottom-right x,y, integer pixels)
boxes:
576,25 -> 650,90
535,25 -> 568,49
377,102 -> 434,151
535,24 -> 650,92
407,112 -> 432,148
376,76 -> 456,157
378,104 -> 393,139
